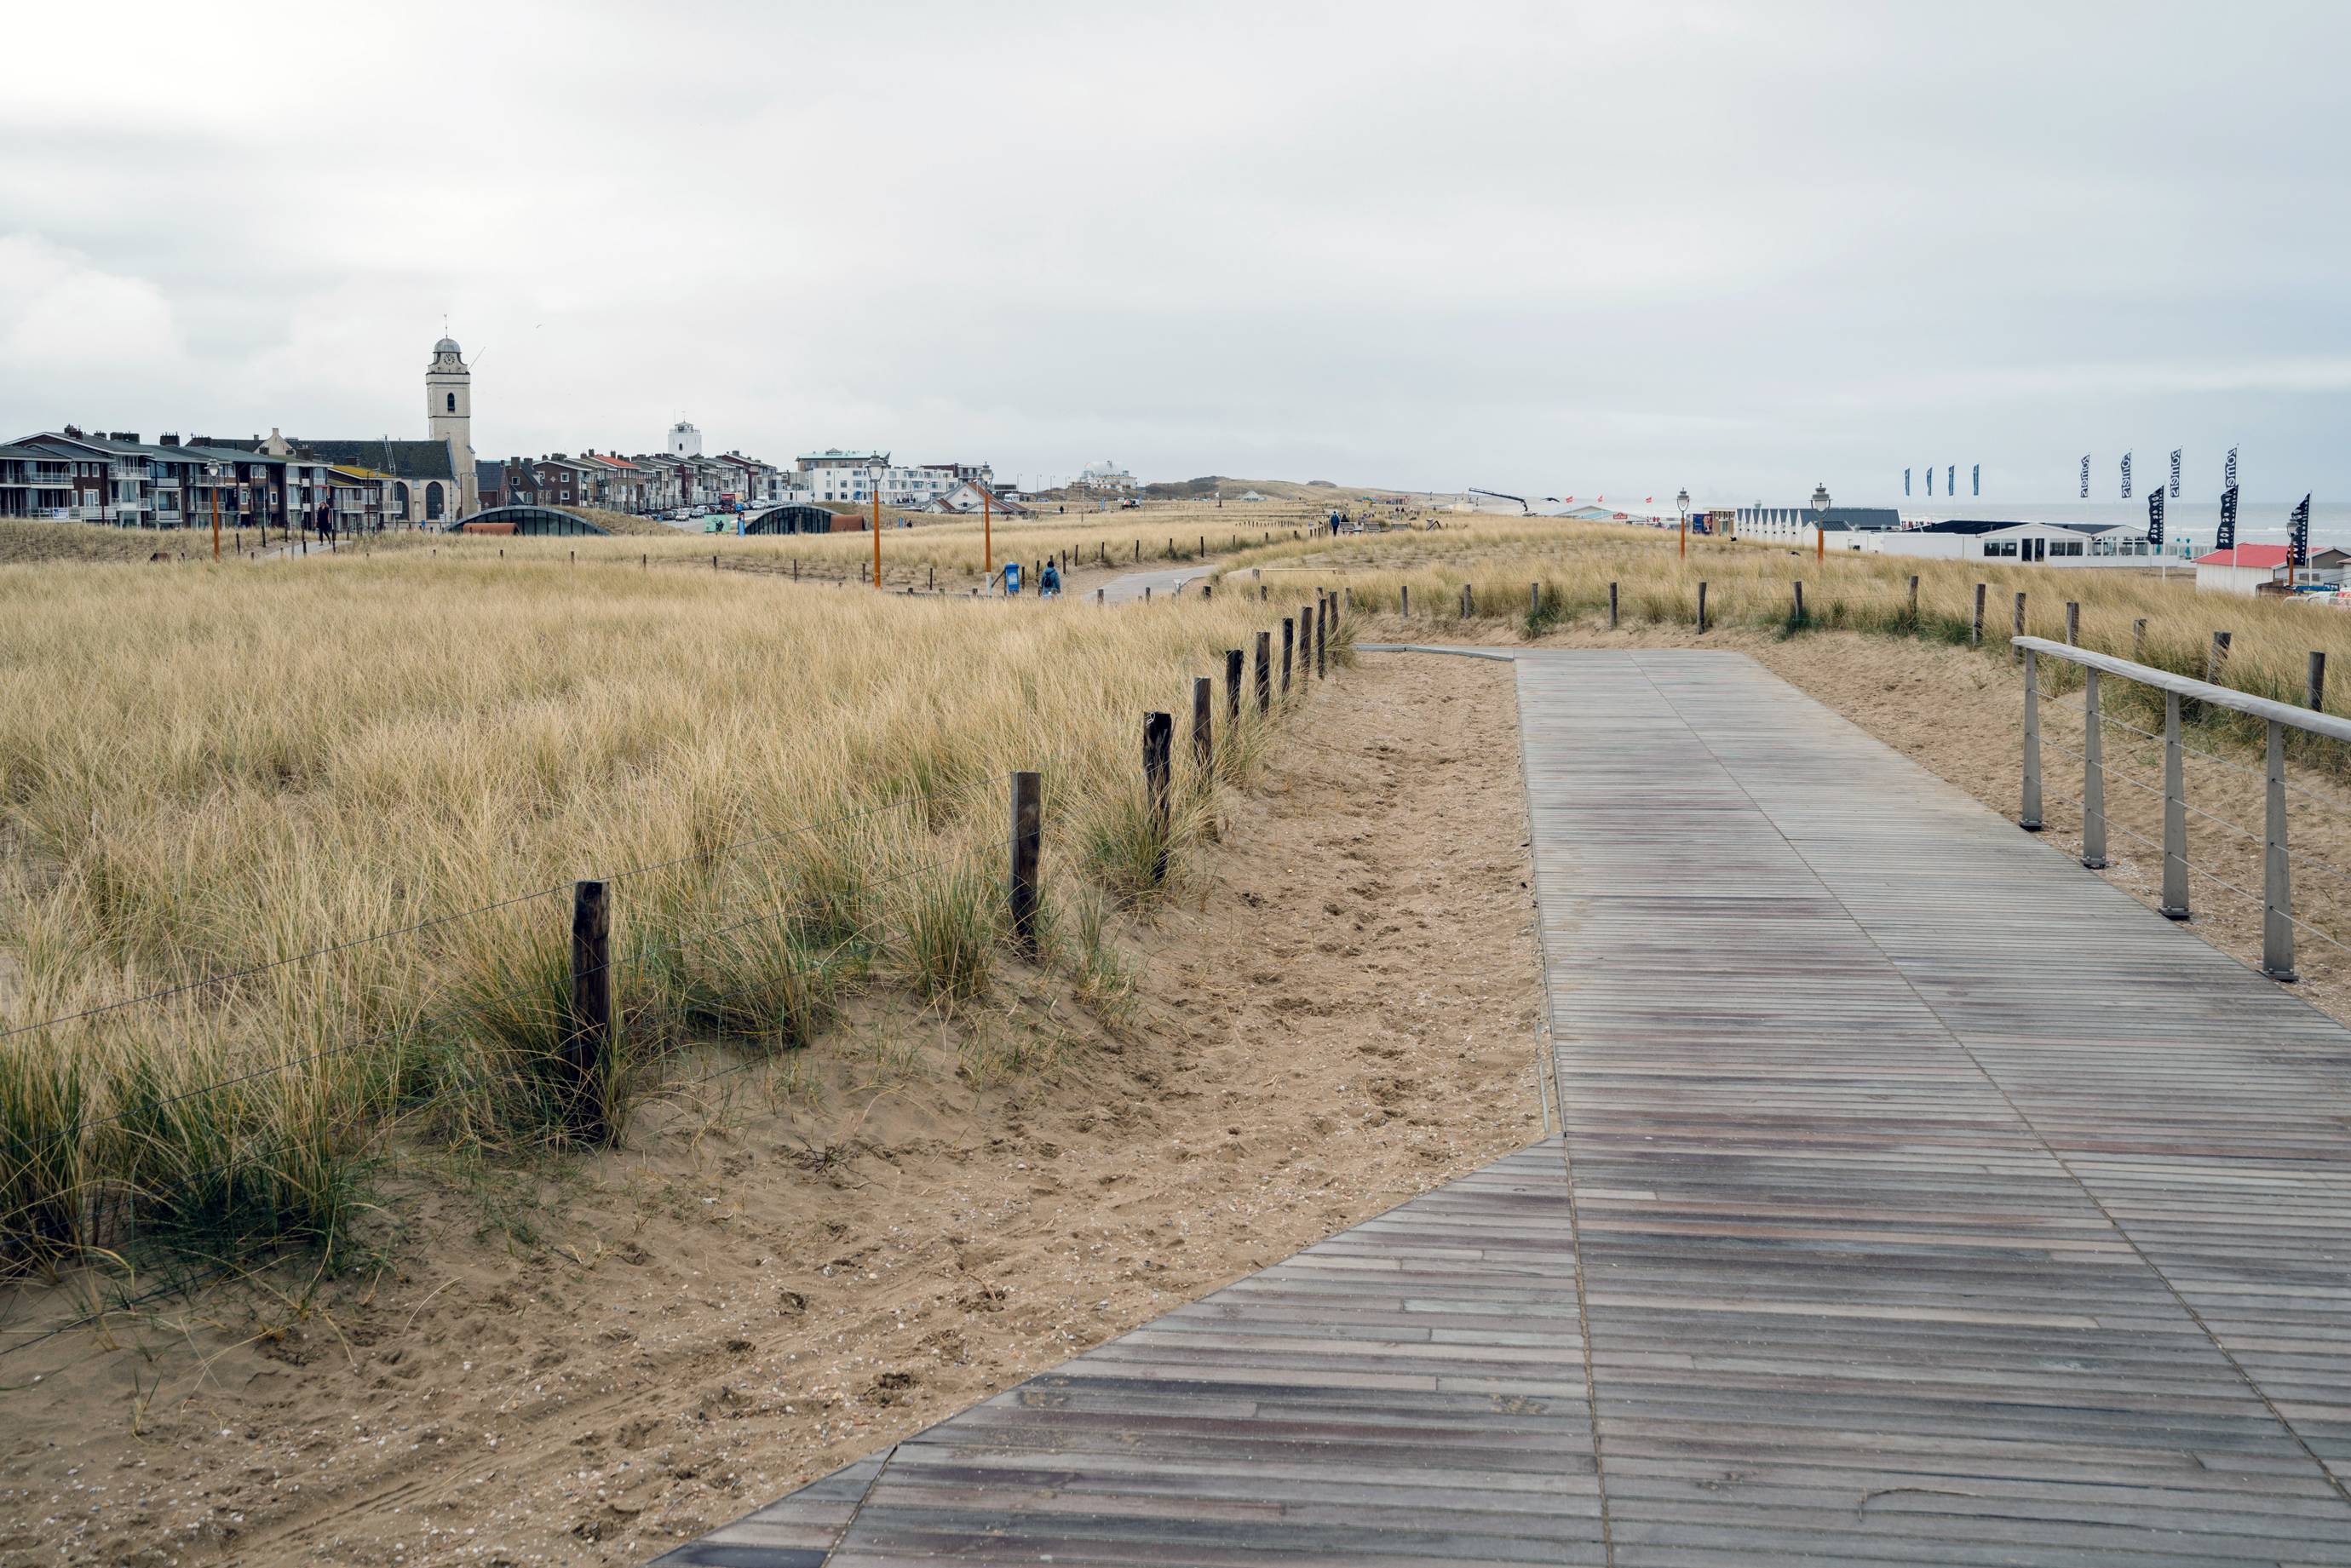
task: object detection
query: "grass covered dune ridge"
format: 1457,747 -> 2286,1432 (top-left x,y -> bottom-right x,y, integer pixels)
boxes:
0,553 -> 1335,1267
1230,521 -> 2351,743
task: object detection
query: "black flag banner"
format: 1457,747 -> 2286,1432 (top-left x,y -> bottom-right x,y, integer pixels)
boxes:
2122,451 -> 2132,499
2080,454 -> 2090,499
2226,447 -> 2239,489
1973,463 -> 1980,497
2147,486 -> 2165,549
2170,449 -> 2181,498
1905,468 -> 1911,497
2291,494 -> 2311,569
2218,484 -> 2239,552
1947,464 -> 1955,497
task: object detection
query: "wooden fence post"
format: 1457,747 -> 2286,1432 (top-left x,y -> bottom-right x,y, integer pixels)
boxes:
1697,582 -> 1708,635
2263,721 -> 2297,982
566,880 -> 612,1143
1009,772 -> 1041,953
1226,648 -> 1243,723
1254,632 -> 1271,714
1400,583 -> 1409,617
1793,581 -> 1806,626
1460,584 -> 1474,617
2132,617 -> 2147,662
1144,712 -> 1173,886
2310,651 -> 2328,712
2065,601 -> 2079,646
1192,677 -> 1213,772
1530,582 -> 1541,617
2208,630 -> 2232,685
1908,575 -> 1919,624
1316,600 -> 1327,678
2012,591 -> 2026,659
1281,617 -> 1295,696
2020,650 -> 2043,830
1608,582 -> 1618,630
1972,583 -> 1984,645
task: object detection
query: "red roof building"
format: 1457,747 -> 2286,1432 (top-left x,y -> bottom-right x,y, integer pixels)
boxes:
2193,545 -> 2291,567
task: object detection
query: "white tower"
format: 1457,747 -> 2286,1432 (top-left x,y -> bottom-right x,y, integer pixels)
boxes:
427,335 -> 477,515
667,419 -> 702,457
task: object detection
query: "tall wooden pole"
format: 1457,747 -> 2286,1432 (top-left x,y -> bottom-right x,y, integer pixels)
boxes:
984,488 -> 992,577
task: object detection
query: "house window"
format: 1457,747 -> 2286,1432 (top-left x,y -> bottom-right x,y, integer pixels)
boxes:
1999,541 -> 2018,556
425,482 -> 444,520
445,393 -> 457,413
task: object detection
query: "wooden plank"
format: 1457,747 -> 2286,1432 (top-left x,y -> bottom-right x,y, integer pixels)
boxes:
658,647 -> 2351,1566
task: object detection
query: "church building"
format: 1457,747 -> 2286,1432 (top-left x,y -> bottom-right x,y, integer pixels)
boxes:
267,335 -> 480,525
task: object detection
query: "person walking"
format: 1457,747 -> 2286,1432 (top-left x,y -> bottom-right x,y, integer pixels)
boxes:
1040,559 -> 1061,599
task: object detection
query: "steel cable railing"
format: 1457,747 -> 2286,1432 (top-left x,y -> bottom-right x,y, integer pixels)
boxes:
2016,635 -> 2351,981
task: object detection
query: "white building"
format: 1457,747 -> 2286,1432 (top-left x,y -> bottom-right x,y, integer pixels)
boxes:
2193,544 -> 2292,595
667,420 -> 702,457
926,480 -> 1032,517
1075,459 -> 1137,492
1854,519 -> 2192,566
793,449 -> 959,508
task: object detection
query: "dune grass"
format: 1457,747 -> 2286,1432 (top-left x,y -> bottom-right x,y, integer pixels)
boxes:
0,553 -> 1339,1272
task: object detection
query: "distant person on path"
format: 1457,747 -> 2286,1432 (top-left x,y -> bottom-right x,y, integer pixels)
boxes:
1040,560 -> 1061,598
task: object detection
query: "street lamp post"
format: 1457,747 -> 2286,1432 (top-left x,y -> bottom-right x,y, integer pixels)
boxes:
207,461 -> 222,563
1810,482 -> 1832,565
1676,488 -> 1691,560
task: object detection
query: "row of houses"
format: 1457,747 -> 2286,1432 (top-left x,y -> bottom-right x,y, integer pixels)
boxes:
480,450 -> 794,516
0,427 -> 447,531
474,449 -> 1010,520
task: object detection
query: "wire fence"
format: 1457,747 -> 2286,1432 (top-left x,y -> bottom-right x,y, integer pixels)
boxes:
0,596 -> 1360,1286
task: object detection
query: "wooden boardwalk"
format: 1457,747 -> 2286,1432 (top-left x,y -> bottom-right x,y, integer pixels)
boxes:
657,648 -> 2351,1565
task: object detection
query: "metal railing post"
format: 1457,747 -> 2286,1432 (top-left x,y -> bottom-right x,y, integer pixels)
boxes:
2263,720 -> 2297,981
2160,690 -> 2189,919
2021,647 -> 2044,830
2080,669 -> 2107,868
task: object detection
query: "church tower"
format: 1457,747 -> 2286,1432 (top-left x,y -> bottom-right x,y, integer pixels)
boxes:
428,335 -> 478,514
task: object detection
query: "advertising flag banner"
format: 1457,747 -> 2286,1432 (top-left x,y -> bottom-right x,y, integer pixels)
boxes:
2170,449 -> 2181,497
2291,494 -> 2311,569
2080,455 -> 2090,499
1973,463 -> 1980,497
1926,468 -> 1934,497
1947,464 -> 1954,497
2218,485 -> 2239,552
1905,468 -> 1911,497
2226,447 -> 2239,489
2147,487 -> 2165,549
2122,451 -> 2132,499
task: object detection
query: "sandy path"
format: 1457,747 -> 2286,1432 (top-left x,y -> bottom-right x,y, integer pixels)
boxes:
0,652 -> 1547,1568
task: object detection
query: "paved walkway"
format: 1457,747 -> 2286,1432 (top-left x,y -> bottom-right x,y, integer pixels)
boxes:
1096,566 -> 1214,603
655,648 -> 2351,1565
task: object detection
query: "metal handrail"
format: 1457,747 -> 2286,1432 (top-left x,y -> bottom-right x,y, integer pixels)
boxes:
2013,636 -> 2351,744
2013,635 -> 2331,982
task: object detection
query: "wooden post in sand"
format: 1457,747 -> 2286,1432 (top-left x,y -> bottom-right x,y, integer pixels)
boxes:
2065,601 -> 2080,646
566,881 -> 612,1144
1973,583 -> 1985,646
1254,633 -> 1271,715
2133,618 -> 2148,662
1793,581 -> 1806,626
1193,678 -> 1213,773
2209,631 -> 2232,686
1608,582 -> 1618,630
1143,712 -> 1173,885
2309,651 -> 2327,713
1226,648 -> 1244,723
1281,617 -> 1295,696
1009,773 -> 1041,953
2013,591 -> 2026,659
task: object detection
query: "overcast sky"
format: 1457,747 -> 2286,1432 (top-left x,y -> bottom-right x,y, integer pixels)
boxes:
3,1 -> 2343,505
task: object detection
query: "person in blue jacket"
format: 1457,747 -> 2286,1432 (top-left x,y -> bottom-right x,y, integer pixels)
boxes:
1039,560 -> 1061,598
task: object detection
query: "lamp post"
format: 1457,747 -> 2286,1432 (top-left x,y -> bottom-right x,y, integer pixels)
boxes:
1676,487 -> 1691,560
207,461 -> 222,562
1810,482 -> 1831,565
